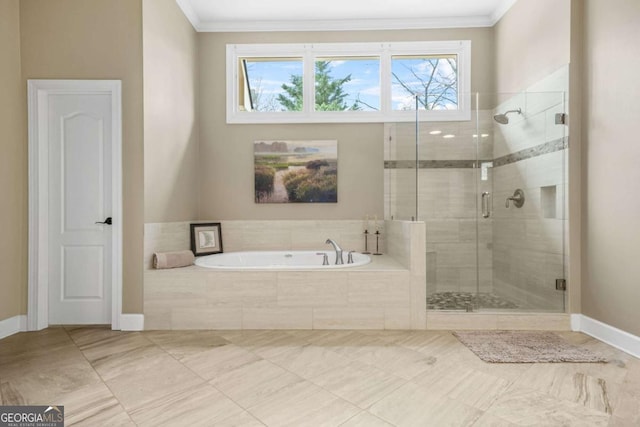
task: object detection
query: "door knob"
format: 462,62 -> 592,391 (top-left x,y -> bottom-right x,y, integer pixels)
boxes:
95,217 -> 112,225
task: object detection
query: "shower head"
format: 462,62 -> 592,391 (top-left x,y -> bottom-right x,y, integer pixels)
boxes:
493,108 -> 522,125
493,114 -> 510,125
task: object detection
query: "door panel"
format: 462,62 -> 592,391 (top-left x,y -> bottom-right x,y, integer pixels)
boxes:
62,246 -> 104,299
48,94 -> 112,324
62,113 -> 104,231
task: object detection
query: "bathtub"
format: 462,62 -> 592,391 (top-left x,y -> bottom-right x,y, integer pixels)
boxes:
195,250 -> 371,270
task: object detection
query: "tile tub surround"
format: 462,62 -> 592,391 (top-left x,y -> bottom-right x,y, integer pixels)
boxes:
144,220 -> 426,330
144,220 -> 385,270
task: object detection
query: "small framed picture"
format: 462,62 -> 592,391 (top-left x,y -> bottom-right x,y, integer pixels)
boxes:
190,223 -> 223,256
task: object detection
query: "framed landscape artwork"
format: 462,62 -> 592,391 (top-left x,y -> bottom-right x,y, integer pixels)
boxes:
254,140 -> 338,203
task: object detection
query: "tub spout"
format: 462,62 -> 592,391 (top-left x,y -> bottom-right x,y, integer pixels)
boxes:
325,239 -> 344,265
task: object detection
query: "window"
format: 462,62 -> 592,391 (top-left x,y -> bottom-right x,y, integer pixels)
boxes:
227,41 -> 470,123
238,58 -> 302,112
314,57 -> 380,112
240,58 -> 303,112
391,55 -> 458,111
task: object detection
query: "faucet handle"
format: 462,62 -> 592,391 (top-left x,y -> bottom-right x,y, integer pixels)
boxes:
316,252 -> 329,266
505,189 -> 525,208
347,251 -> 355,264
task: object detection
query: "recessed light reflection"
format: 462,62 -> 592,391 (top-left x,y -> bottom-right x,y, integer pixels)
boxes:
473,134 -> 478,138
429,130 -> 442,135
443,134 -> 455,139
481,134 -> 490,138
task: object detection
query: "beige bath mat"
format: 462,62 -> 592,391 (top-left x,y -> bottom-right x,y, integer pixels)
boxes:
453,331 -> 607,363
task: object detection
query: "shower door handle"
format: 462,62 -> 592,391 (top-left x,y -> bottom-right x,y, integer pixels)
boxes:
481,192 -> 490,218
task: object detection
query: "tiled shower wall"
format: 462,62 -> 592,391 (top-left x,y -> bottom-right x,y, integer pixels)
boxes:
384,65 -> 569,311
384,111 -> 495,296
491,66 -> 569,311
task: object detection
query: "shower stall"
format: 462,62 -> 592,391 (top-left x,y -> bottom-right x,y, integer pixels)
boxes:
384,91 -> 568,313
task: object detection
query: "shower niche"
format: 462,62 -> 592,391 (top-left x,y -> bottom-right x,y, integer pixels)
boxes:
384,88 -> 568,313
541,185 -> 557,219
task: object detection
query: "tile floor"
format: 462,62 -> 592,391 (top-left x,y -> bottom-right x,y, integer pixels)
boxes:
0,327 -> 638,426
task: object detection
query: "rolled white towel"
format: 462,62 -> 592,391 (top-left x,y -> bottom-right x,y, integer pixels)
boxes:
153,250 -> 195,269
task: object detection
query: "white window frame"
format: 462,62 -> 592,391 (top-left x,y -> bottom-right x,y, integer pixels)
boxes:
226,41 -> 471,124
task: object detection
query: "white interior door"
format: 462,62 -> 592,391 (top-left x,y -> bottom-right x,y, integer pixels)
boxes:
47,93 -> 113,324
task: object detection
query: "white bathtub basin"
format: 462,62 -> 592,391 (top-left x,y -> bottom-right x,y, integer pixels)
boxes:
194,250 -> 371,270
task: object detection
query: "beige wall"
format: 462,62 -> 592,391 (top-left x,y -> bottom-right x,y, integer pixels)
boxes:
494,0 -> 571,94
0,0 -> 26,321
143,0 -> 199,223
198,28 -> 494,220
582,0 -> 640,336
20,0 -> 145,313
494,0 -> 577,313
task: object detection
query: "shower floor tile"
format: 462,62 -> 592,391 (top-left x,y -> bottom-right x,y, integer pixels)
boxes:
427,291 -> 519,311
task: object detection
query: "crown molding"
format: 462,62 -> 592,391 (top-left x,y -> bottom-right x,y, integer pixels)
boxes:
176,0 -> 201,30
490,0 -> 519,25
193,16 -> 493,33
176,0 -> 517,33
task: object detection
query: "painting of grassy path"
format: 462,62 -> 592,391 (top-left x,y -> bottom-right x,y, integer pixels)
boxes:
254,140 -> 338,203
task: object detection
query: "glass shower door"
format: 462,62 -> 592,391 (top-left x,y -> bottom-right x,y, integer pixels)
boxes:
386,91 -> 568,313
478,91 -> 567,312
419,94 -> 482,311
384,121 -> 417,222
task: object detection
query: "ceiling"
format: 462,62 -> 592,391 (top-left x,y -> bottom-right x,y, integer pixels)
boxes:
176,0 -> 518,32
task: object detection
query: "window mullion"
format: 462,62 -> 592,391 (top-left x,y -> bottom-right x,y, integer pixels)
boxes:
380,44 -> 391,117
303,47 -> 315,116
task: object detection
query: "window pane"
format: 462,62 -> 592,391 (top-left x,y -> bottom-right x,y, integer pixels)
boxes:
314,57 -> 380,112
391,55 -> 458,111
240,58 -> 303,112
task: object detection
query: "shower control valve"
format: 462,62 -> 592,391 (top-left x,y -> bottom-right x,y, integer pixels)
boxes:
505,189 -> 525,208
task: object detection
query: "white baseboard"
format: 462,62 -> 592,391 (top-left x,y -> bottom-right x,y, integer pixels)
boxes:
570,313 -> 582,331
119,314 -> 144,331
0,315 -> 27,340
573,314 -> 640,359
